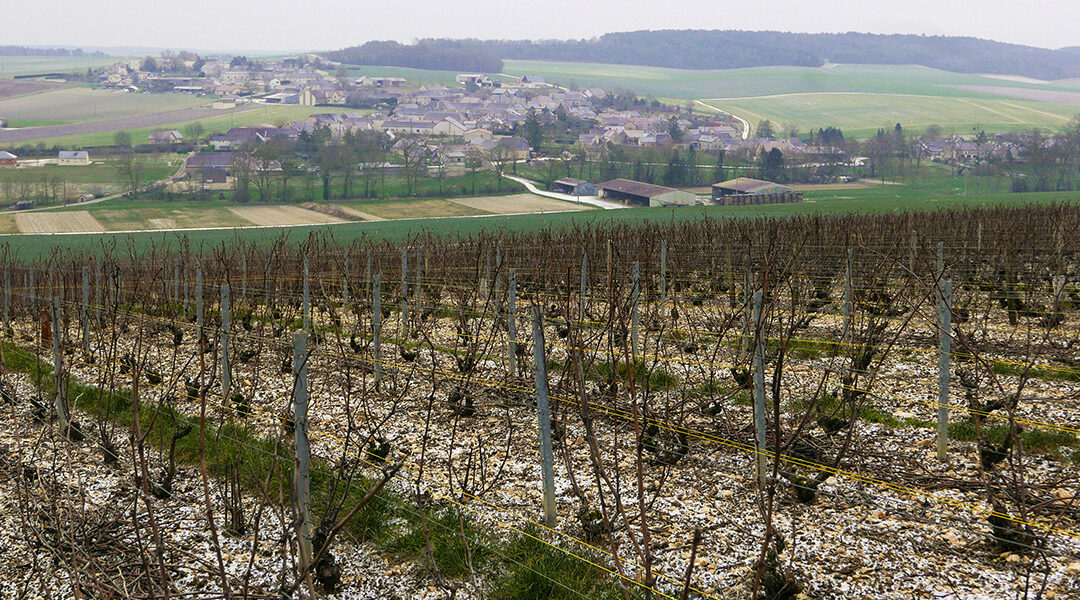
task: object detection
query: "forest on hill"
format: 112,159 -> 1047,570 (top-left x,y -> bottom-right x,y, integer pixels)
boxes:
321,40 -> 503,73
448,30 -> 1080,80
0,45 -> 106,57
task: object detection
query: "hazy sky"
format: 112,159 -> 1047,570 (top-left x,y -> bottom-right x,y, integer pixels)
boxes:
5,0 -> 1080,53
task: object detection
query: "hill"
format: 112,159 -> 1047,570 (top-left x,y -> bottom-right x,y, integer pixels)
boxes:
322,40 -> 502,73
452,30 -> 1080,80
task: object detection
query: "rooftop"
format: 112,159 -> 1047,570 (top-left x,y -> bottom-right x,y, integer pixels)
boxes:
712,177 -> 793,194
597,178 -> 680,198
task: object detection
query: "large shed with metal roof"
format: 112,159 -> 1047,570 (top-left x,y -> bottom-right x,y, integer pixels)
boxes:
597,178 -> 698,207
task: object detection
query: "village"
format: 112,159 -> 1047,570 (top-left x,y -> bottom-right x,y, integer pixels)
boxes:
0,53 -> 1062,211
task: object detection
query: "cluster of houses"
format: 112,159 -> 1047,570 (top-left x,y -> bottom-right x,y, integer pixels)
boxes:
100,56 -> 339,104
918,135 -> 1021,163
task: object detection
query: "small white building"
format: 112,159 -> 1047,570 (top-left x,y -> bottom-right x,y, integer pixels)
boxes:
57,150 -> 90,166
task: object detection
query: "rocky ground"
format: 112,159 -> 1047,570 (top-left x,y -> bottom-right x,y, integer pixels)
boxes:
2,286 -> 1079,599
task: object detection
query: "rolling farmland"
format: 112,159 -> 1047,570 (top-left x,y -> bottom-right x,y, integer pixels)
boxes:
0,86 -> 207,127
503,60 -> 1080,135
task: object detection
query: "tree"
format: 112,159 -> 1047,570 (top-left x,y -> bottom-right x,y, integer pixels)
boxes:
396,139 -> 428,197
464,155 -> 483,195
662,149 -> 687,186
667,116 -> 684,142
524,109 -> 544,152
712,149 -> 726,183
140,56 -> 159,72
756,119 -> 775,139
758,148 -> 784,181
113,130 -> 132,148
782,122 -> 799,139
182,122 -> 205,142
490,145 -> 513,192
116,153 -> 146,199
1063,114 -> 1080,189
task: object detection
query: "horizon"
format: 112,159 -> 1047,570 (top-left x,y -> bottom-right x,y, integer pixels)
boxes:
5,0 -> 1080,54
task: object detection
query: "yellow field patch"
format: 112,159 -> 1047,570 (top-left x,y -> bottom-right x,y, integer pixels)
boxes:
227,205 -> 346,226
15,211 -> 104,233
448,193 -> 591,214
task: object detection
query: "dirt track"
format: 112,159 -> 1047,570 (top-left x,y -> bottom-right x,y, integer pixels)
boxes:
0,105 -> 257,143
228,205 -> 346,226
449,193 -> 590,214
14,210 -> 104,233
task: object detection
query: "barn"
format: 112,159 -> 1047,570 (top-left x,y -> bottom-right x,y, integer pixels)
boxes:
0,151 -> 16,167
597,179 -> 698,207
552,177 -> 598,196
711,177 -> 802,206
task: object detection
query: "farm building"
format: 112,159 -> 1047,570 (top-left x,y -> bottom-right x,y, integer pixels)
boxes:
57,151 -> 90,166
597,179 -> 698,207
186,152 -> 238,175
201,168 -> 228,184
148,130 -> 184,144
552,178 -> 598,196
0,151 -> 17,167
711,177 -> 802,206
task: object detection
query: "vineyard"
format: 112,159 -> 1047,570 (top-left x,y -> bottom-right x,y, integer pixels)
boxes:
1,205 -> 1079,599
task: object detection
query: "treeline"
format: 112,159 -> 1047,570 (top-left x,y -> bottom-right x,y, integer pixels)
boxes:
322,40 -> 502,73
0,45 -> 106,57
448,30 -> 1080,80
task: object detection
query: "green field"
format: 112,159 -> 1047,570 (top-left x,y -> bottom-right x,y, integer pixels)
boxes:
696,93 -> 1078,138
0,158 -> 179,204
0,86 -> 206,126
20,104 -> 336,148
3,173 -> 1078,260
0,55 -> 122,79
502,60 -> 1080,136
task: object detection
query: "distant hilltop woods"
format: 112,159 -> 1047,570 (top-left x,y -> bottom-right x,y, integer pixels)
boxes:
323,31 -> 1080,80
321,41 -> 503,74
0,45 -> 107,57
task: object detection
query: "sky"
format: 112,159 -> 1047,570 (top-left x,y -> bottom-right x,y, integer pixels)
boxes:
4,0 -> 1080,53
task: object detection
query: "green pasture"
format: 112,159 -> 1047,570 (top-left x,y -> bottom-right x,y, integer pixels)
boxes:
0,86 -> 206,126
504,60 -> 1080,136
697,93 -> 1079,138
3,175 -> 1078,260
503,60 -> 1080,100
11,105 -> 336,148
0,55 -> 121,79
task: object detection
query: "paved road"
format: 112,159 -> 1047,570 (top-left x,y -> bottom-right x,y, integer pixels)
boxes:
694,100 -> 751,139
503,175 -> 626,210
0,105 -> 257,143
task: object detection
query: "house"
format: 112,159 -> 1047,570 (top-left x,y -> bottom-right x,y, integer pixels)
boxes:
355,76 -> 406,88
185,151 -> 239,175
0,151 -> 16,167
432,118 -> 467,137
597,179 -> 698,207
711,177 -> 802,206
148,130 -> 184,144
463,128 -> 493,144
456,73 -> 493,88
494,136 -> 530,160
552,178 -> 598,196
57,151 -> 90,166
